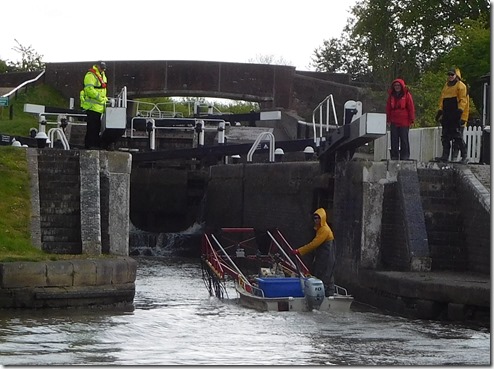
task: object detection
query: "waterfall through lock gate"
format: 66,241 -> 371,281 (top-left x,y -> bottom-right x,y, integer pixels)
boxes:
129,222 -> 204,258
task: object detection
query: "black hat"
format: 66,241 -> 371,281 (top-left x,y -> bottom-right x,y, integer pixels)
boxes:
98,61 -> 107,70
447,68 -> 456,75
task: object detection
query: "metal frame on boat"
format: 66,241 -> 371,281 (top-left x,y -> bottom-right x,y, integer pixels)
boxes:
201,227 -> 353,312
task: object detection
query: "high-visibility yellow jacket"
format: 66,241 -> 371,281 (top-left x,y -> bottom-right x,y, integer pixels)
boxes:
80,65 -> 107,113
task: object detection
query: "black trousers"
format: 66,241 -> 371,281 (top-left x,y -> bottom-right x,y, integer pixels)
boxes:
390,125 -> 410,160
441,123 -> 466,160
312,240 -> 336,296
85,110 -> 102,149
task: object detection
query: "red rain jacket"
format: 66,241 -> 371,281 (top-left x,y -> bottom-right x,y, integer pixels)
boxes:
385,79 -> 415,128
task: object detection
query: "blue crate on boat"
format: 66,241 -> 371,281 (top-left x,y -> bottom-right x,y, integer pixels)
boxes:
256,277 -> 304,298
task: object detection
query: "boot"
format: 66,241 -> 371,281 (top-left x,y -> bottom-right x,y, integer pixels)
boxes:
435,155 -> 449,162
452,148 -> 460,161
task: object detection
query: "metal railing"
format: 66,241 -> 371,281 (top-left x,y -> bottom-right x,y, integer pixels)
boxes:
312,94 -> 339,140
247,131 -> 275,162
1,70 -> 46,98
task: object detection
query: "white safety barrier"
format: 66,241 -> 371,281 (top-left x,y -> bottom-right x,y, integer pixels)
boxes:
373,126 -> 485,163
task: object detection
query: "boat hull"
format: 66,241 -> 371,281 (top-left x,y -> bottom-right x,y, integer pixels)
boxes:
235,283 -> 353,312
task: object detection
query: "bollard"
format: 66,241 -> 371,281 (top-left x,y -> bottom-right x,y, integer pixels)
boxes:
195,120 -> 205,146
35,131 -> 48,148
303,146 -> 315,161
274,148 -> 284,162
146,118 -> 155,150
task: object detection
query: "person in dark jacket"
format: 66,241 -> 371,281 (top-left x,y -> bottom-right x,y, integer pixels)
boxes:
435,67 -> 468,163
291,208 -> 335,297
385,78 -> 416,160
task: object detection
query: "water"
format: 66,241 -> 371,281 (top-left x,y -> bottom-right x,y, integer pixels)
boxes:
0,256 -> 490,366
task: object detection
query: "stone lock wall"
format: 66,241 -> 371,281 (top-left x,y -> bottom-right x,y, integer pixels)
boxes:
205,162 -> 324,248
3,148 -> 137,309
27,148 -> 132,256
0,257 -> 137,308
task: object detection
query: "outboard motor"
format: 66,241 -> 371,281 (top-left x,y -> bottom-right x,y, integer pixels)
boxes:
303,277 -> 325,310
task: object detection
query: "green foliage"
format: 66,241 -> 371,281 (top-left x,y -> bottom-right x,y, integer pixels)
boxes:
440,16 -> 490,110
312,0 -> 490,127
135,96 -> 259,118
0,59 -> 8,74
312,0 -> 490,89
409,71 -> 445,127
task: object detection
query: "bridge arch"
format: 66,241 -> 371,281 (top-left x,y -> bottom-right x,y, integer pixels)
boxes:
42,60 -> 378,120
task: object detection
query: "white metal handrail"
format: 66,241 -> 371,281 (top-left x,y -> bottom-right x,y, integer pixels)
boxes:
312,94 -> 339,134
305,94 -> 340,147
1,70 -> 46,98
47,127 -> 70,150
247,132 -> 275,162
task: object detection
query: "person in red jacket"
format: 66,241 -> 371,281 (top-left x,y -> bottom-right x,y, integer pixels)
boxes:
385,79 -> 416,160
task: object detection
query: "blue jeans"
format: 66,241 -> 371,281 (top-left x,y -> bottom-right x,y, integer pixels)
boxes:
390,125 -> 410,160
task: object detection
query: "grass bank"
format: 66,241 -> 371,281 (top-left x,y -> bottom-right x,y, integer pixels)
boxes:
0,84 -> 72,261
0,146 -> 47,261
0,146 -> 114,262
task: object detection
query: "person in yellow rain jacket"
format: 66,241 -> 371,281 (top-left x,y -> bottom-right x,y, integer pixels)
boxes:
291,208 -> 336,296
80,61 -> 108,149
435,67 -> 468,163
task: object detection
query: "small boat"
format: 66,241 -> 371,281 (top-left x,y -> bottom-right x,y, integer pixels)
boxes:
200,227 -> 353,312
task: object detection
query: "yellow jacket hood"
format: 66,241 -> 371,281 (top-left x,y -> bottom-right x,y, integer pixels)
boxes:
298,208 -> 334,256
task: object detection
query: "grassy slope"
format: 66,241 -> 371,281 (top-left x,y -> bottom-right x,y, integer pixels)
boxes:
0,146 -> 46,261
0,85 -> 104,261
0,83 -> 68,137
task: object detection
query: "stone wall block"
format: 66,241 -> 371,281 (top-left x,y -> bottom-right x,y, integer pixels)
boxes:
0,262 -> 47,288
80,150 -> 102,255
46,261 -> 74,287
108,173 -> 130,256
72,260 -> 98,286
112,257 -> 137,284
95,259 -> 115,285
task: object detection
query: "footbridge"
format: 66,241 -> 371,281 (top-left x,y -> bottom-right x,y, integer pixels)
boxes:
37,60 -> 379,121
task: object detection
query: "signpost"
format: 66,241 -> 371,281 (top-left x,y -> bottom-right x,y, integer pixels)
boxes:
0,96 -> 9,107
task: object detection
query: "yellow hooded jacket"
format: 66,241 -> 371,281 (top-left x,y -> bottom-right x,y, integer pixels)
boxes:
297,208 -> 334,256
438,67 -> 469,125
80,65 -> 108,114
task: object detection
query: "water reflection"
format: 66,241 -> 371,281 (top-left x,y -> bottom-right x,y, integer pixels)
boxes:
0,257 -> 490,366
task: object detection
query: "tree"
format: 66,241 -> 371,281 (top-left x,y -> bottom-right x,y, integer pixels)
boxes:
0,59 -> 8,74
411,16 -> 489,127
311,0 -> 490,89
7,39 -> 45,72
248,54 -> 292,66
440,16 -> 490,111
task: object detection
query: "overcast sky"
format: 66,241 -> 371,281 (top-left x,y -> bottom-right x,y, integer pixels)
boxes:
2,0 -> 357,71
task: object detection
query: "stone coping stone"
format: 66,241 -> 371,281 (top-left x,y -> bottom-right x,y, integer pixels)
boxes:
0,257 -> 137,289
